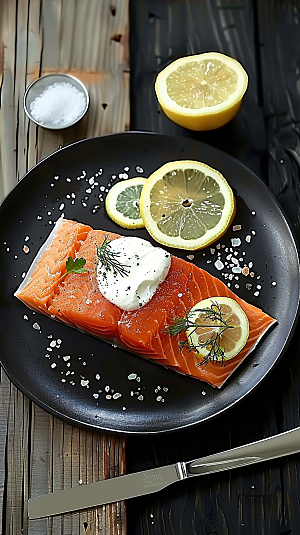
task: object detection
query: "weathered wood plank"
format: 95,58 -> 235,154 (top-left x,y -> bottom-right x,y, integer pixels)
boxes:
4,385 -> 30,535
0,1 -> 129,534
0,0 -> 130,197
0,369 -> 11,531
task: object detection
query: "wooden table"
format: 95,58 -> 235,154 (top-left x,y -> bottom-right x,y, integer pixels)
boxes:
1,1 -> 300,534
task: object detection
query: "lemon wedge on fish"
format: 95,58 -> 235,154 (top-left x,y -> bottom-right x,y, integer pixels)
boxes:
186,297 -> 249,362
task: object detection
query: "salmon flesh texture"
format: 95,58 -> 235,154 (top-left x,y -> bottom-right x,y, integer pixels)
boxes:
14,218 -> 276,388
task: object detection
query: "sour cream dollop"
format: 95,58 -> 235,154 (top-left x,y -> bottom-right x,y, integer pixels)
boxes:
96,237 -> 171,311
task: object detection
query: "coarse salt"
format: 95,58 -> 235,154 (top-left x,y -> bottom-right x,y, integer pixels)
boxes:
30,82 -> 86,126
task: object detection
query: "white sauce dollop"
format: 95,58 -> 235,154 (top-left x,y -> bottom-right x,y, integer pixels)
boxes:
96,237 -> 171,311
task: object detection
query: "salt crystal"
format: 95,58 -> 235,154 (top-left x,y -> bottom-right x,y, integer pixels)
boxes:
128,373 -> 137,380
30,82 -> 86,126
81,379 -> 89,387
231,238 -> 241,247
214,259 -> 224,271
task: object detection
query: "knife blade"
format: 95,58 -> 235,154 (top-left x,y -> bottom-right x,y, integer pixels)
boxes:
28,425 -> 300,519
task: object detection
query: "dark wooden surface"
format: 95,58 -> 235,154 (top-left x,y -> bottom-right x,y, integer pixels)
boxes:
127,1 -> 300,534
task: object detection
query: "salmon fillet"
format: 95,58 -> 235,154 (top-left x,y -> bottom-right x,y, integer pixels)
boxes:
15,218 -> 276,388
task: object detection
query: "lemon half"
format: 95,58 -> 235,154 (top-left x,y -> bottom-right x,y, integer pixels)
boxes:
105,177 -> 147,229
155,52 -> 248,131
139,160 -> 235,250
186,297 -> 249,361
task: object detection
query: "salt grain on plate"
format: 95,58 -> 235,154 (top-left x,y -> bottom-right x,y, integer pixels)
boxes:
231,238 -> 241,247
30,82 -> 86,126
214,259 -> 224,270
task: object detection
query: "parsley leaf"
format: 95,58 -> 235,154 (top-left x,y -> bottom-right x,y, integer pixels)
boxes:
65,257 -> 87,274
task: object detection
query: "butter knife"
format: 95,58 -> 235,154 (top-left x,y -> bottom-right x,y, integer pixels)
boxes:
28,426 -> 300,519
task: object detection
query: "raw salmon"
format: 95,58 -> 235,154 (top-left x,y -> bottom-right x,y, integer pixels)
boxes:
15,218 -> 276,388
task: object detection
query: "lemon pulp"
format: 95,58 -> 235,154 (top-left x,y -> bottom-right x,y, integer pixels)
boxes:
105,177 -> 147,229
166,59 -> 238,109
139,160 -> 235,250
155,52 -> 248,130
186,297 -> 249,362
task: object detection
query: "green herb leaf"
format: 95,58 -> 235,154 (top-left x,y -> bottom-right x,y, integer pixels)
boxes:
65,257 -> 87,274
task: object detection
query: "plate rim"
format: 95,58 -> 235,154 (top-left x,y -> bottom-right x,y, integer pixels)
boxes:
1,131 -> 299,434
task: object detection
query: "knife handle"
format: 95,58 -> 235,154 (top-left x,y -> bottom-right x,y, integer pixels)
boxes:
187,426 -> 300,476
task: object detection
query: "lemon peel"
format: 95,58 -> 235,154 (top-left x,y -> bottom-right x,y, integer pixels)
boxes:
155,52 -> 248,131
186,297 -> 250,361
139,160 -> 235,250
105,177 -> 147,229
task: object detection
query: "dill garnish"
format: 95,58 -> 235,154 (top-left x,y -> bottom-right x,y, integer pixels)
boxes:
96,236 -> 130,278
166,300 -> 233,366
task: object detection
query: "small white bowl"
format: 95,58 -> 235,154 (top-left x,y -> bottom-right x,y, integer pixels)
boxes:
24,73 -> 89,130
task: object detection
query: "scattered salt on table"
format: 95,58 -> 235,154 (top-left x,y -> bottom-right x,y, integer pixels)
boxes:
30,82 -> 86,126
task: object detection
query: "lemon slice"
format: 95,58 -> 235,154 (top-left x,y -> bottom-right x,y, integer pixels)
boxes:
139,160 -> 235,250
155,52 -> 248,131
105,177 -> 147,229
186,297 -> 249,362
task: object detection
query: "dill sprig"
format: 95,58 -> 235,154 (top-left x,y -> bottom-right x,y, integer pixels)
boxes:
96,236 -> 130,278
166,300 -> 233,366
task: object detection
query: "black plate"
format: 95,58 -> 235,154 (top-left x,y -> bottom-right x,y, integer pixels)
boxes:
0,132 -> 299,434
